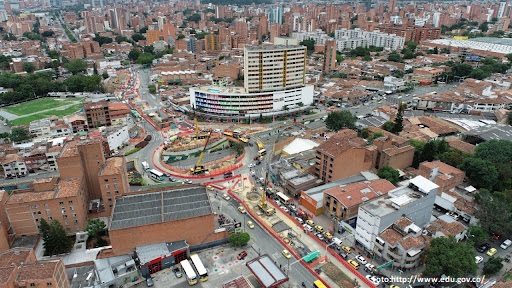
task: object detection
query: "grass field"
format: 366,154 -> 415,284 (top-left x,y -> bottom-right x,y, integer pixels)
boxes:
3,98 -> 80,116
8,103 -> 84,126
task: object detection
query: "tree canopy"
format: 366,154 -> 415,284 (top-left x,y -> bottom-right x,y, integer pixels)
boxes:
474,190 -> 512,235
63,59 -> 87,75
9,128 -> 30,142
466,225 -> 488,246
300,39 -> 315,53
459,158 -> 499,190
228,232 -> 250,246
39,219 -> 73,256
483,257 -> 503,275
425,236 -> 477,278
475,140 -> 512,164
325,110 -> 356,131
377,165 -> 399,185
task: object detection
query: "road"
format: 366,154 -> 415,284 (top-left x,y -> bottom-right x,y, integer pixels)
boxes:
0,171 -> 60,187
212,191 -> 318,286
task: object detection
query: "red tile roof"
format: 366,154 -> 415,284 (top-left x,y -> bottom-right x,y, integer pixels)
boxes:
325,179 -> 395,208
15,260 -> 59,281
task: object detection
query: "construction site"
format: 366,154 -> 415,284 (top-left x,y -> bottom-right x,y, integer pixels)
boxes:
159,119 -> 261,178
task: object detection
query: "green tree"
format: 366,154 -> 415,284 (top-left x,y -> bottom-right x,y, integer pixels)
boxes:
425,236 -> 477,278
459,158 -> 499,190
336,54 -> 344,63
387,51 -> 402,62
475,140 -> 512,164
231,141 -> 245,156
439,149 -> 472,168
128,48 -> 141,62
468,68 -> 490,80
102,71 -> 109,79
148,84 -> 156,94
325,110 -> 356,131
22,62 -> 35,73
479,22 -> 489,32
406,41 -> 417,51
377,165 -> 400,184
452,63 -> 473,77
228,232 -> 250,246
474,190 -> 512,235
186,13 -> 201,23
86,219 -> 106,239
137,53 -> 154,65
42,30 -> 55,37
44,220 -> 73,256
362,55 -> 372,61
483,257 -> 503,275
131,33 -> 145,42
9,127 -> 30,142
64,59 -> 87,75
382,121 -> 395,132
47,50 -> 59,59
466,225 -> 488,246
300,39 -> 315,53
177,34 -> 185,40
348,47 -> 370,57
392,103 -> 405,134
39,218 -> 51,243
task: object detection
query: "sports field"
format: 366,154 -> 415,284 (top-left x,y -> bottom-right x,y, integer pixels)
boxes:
2,98 -> 84,126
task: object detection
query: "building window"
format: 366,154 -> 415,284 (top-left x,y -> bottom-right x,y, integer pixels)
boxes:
47,282 -> 53,286
113,177 -> 117,182
113,183 -> 118,188
104,179 -> 109,182
63,215 -> 67,218
115,190 -> 119,194
59,201 -> 64,205
106,191 -> 111,196
30,284 -> 35,287
105,184 -> 109,189
66,228 -> 71,233
74,219 -> 78,224
68,200 -> 73,204
108,198 -> 112,202
73,213 -> 76,217
70,206 -> 74,211
48,216 -> 53,221
46,209 -> 51,214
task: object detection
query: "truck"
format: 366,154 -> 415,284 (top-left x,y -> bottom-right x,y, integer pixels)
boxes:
141,161 -> 149,170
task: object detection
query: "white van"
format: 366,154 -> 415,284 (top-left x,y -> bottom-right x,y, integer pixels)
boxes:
332,237 -> 342,247
500,239 -> 511,250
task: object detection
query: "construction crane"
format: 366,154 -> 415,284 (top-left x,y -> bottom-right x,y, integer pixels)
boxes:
190,130 -> 212,175
194,118 -> 200,139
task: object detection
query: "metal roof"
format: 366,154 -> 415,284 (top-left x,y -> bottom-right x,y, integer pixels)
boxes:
246,255 -> 288,288
110,187 -> 212,230
135,241 -> 189,265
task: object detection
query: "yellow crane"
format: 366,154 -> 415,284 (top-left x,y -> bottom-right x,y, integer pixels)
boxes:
190,130 -> 212,175
194,118 -> 200,139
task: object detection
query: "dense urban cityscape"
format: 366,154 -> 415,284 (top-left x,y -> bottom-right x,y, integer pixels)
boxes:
0,0 -> 511,287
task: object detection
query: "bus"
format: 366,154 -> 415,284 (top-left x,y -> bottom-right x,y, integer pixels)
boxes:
257,141 -> 265,151
258,149 -> 267,156
313,280 -> 327,288
223,131 -> 233,137
276,192 -> 290,205
190,254 -> 208,282
149,169 -> 164,181
180,259 -> 198,286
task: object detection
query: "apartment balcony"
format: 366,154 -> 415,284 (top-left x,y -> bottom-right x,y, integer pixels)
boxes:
386,249 -> 404,261
405,251 -> 423,261
374,241 -> 384,250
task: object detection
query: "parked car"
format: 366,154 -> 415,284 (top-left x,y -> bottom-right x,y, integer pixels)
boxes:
184,179 -> 193,184
487,248 -> 497,256
238,206 -> 246,214
355,255 -> 367,265
347,259 -> 359,269
500,239 -> 512,250
475,256 -> 484,264
223,194 -> 231,201
314,225 -> 324,233
294,217 -> 304,224
366,275 -> 380,286
173,266 -> 182,278
342,246 -> 352,254
338,251 -> 348,259
306,220 -> 315,227
248,163 -> 255,168
146,277 -> 154,287
365,263 -> 375,273
477,243 -> 491,253
237,251 -> 248,260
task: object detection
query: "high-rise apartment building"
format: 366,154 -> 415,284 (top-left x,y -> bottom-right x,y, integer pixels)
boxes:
243,45 -> 306,93
323,40 -> 337,73
189,44 -> 313,120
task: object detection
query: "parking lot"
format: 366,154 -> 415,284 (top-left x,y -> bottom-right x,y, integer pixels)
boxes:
150,246 -> 261,288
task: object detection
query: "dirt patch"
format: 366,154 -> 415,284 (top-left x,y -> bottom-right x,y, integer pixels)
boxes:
321,262 -> 356,288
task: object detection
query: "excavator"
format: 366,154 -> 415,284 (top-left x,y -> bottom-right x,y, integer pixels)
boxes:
190,129 -> 212,175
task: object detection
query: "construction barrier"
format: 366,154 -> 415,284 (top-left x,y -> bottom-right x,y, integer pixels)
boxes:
225,190 -> 332,288
266,198 -> 376,288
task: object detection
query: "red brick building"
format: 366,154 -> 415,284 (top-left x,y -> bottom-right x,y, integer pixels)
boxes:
379,24 -> 441,43
418,160 -> 465,193
108,186 -> 228,255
